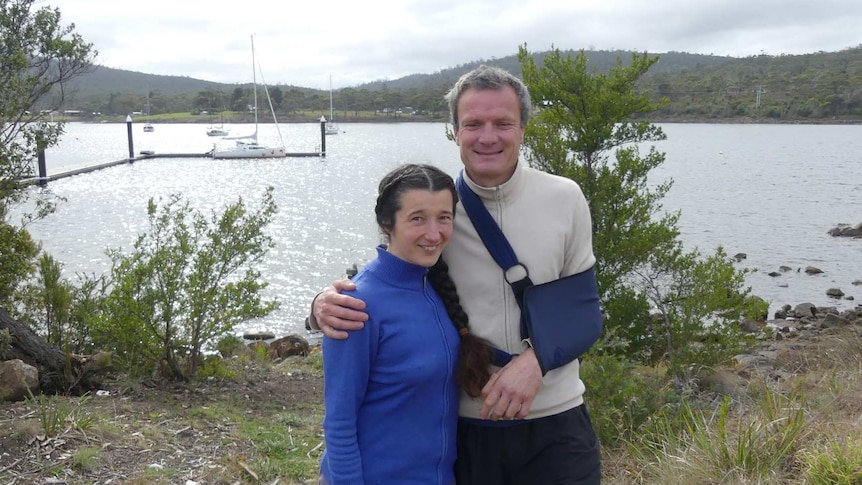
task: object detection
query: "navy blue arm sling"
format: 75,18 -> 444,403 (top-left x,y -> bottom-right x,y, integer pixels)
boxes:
455,172 -> 603,375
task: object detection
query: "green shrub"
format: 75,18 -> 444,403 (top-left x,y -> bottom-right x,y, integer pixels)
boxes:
93,189 -> 280,380
580,353 -> 677,447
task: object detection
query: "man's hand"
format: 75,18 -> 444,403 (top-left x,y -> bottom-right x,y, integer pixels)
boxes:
480,348 -> 543,421
312,279 -> 368,339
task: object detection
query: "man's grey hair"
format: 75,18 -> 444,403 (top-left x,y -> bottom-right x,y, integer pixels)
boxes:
444,64 -> 532,131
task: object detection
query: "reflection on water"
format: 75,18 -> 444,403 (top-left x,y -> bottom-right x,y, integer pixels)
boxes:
19,122 -> 862,337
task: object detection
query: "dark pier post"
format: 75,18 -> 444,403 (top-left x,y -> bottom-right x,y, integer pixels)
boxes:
126,115 -> 134,160
319,116 -> 326,158
36,130 -> 47,187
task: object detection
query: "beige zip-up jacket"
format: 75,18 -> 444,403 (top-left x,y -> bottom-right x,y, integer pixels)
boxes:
446,163 -> 596,420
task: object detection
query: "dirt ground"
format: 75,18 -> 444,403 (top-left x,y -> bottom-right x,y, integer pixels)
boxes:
0,356 -> 324,484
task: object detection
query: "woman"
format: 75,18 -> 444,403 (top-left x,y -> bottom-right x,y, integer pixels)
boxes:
319,164 -> 490,484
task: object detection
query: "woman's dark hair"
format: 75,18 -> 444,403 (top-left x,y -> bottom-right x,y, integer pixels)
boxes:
427,259 -> 492,398
376,163 -> 492,397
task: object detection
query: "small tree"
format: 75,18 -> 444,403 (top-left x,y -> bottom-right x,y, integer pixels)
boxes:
634,245 -> 756,374
20,253 -> 73,346
0,0 -> 94,313
517,45 -> 753,373
1,0 -> 96,211
93,188 -> 280,380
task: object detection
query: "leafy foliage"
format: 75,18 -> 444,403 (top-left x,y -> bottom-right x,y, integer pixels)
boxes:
0,0 -> 94,315
0,219 -> 39,306
517,45 -> 754,375
632,245 -> 758,373
92,189 -> 280,380
1,0 -> 96,211
579,354 -> 678,447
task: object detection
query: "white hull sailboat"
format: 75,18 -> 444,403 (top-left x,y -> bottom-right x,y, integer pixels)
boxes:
206,125 -> 229,137
212,36 -> 285,159
207,91 -> 230,137
325,75 -> 339,135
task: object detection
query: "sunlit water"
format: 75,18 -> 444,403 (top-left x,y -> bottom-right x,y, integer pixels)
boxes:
13,121 -> 862,338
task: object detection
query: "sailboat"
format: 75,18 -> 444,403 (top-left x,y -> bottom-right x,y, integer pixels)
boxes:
206,91 -> 230,137
325,75 -> 339,135
143,92 -> 154,132
212,36 -> 286,159
206,113 -> 229,137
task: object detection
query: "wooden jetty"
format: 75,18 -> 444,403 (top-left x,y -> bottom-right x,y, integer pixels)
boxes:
19,117 -> 329,187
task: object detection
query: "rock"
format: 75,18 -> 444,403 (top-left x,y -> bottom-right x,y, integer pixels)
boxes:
733,253 -> 747,262
243,331 -> 275,341
768,271 -> 781,277
733,353 -> 774,371
827,222 -> 862,237
792,302 -> 817,318
852,280 -> 862,286
0,359 -> 39,402
739,320 -> 763,334
698,369 -> 748,398
778,283 -> 789,288
826,288 -> 845,298
817,306 -> 839,316
269,335 -> 310,358
804,266 -> 824,275
840,309 -> 860,321
779,265 -> 793,272
822,313 -> 850,328
346,263 -> 359,279
774,308 -> 788,319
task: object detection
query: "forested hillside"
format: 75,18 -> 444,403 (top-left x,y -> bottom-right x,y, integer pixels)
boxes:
639,47 -> 862,120
58,46 -> 862,122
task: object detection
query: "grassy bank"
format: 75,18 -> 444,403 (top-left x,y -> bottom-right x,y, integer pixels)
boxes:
2,323 -> 862,484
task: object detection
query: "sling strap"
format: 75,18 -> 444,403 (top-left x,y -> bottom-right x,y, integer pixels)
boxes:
456,172 -> 530,366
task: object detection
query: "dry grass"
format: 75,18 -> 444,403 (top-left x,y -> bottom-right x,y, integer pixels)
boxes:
0,354 -> 325,484
602,324 -> 862,484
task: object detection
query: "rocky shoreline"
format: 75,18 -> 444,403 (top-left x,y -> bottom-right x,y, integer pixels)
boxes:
729,301 -> 862,388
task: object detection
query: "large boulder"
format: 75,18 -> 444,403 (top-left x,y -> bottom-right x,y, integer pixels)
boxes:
269,335 -> 310,358
792,302 -> 817,318
0,359 -> 39,402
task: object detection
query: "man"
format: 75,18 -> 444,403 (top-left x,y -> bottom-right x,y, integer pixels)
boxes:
311,65 -> 601,484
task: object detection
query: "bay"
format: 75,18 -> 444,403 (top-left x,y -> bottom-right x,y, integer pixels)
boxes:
16,122 -> 862,338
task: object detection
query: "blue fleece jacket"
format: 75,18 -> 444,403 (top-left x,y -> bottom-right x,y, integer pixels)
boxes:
320,247 -> 460,485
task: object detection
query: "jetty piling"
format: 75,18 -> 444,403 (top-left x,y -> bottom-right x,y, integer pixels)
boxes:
36,131 -> 48,187
125,115 -> 134,159
320,117 -> 326,157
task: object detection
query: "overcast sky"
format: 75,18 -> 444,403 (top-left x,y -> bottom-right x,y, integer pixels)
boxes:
42,0 -> 862,90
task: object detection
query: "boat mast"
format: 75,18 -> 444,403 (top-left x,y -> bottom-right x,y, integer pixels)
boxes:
251,35 -> 258,142
329,75 -> 334,121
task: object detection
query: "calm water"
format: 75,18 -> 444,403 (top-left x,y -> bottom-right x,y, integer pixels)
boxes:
15,122 -> 862,337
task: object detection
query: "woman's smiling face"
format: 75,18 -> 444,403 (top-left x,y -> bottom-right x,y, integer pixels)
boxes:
385,188 -> 454,267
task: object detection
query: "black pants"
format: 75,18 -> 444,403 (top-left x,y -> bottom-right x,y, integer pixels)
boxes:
455,404 -> 601,485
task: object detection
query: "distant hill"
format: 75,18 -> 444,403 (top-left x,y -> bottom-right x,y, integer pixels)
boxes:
353,50 -> 734,91
66,49 -> 732,97
59,47 -> 862,122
